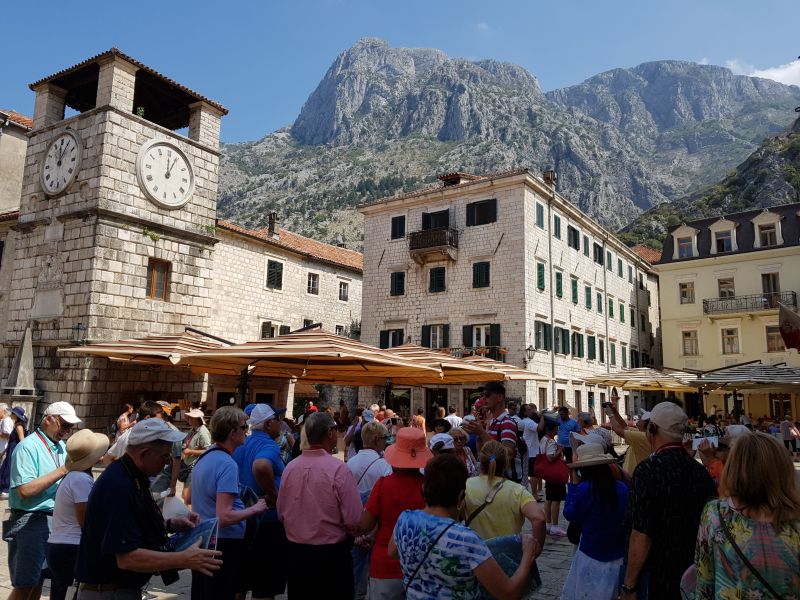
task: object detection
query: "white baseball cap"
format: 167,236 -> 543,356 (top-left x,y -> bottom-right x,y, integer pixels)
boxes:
429,433 -> 455,451
248,404 -> 285,427
128,419 -> 185,445
44,401 -> 82,424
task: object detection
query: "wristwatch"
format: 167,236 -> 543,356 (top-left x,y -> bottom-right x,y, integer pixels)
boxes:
620,583 -> 637,594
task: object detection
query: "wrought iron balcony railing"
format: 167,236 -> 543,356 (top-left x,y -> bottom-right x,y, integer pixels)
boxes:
448,346 -> 507,362
408,227 -> 459,251
702,291 -> 797,315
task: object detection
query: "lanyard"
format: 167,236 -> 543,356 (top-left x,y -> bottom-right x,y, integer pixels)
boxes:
35,430 -> 61,468
654,442 -> 684,455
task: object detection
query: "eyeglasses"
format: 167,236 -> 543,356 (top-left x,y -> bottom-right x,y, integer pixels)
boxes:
56,417 -> 75,432
234,423 -> 249,433
451,437 -> 466,443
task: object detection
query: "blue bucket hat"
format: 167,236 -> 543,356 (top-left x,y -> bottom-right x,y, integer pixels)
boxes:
11,406 -> 27,424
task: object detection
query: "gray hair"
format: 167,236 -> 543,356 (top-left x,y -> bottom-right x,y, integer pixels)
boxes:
577,412 -> 594,426
361,421 -> 388,447
305,412 -> 335,445
210,406 -> 247,443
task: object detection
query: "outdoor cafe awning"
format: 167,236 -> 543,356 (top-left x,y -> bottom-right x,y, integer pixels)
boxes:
460,354 -> 549,381
582,367 -> 699,392
384,344 -> 506,384
178,330 -> 444,383
696,362 -> 800,391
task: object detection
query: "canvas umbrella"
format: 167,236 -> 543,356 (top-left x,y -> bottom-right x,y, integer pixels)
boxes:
460,354 -> 549,381
383,344 -> 507,384
582,367 -> 699,392
696,362 -> 800,391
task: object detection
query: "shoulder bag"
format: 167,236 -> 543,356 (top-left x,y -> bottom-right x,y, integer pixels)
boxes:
405,521 -> 456,591
465,480 -> 505,526
716,500 -> 786,600
533,439 -> 569,485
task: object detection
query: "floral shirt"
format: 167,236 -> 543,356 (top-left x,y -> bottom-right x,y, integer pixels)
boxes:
394,510 -> 492,599
690,498 -> 800,599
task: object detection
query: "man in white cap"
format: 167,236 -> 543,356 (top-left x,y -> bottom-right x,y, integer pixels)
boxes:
76,419 -> 221,598
619,402 -> 716,600
5,401 -> 81,600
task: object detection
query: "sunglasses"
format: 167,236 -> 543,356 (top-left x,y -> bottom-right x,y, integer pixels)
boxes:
56,417 -> 75,432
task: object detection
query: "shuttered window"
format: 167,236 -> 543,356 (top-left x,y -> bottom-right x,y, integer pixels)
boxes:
585,286 -> 592,309
391,215 -> 406,239
466,199 -> 497,226
553,215 -> 562,239
266,260 -> 283,290
534,321 -> 552,351
587,336 -> 596,360
571,278 -> 579,304
429,267 -> 446,293
555,272 -> 563,298
473,262 -> 490,288
390,272 -> 405,296
536,262 -> 545,291
535,203 -> 544,228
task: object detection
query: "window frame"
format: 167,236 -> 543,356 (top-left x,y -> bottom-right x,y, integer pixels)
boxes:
429,266 -> 446,293
466,199 -> 497,227
766,325 -> 785,353
679,281 -> 695,304
266,259 -> 284,290
338,281 -> 349,302
721,327 -> 740,355
390,271 -> 406,296
307,272 -> 320,295
390,215 -> 406,240
472,261 -> 491,289
682,330 -> 699,356
553,214 -> 562,239
146,258 -> 170,301
535,203 -> 545,229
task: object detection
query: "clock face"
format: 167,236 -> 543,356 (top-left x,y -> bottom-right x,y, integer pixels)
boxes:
41,131 -> 82,196
136,140 -> 195,209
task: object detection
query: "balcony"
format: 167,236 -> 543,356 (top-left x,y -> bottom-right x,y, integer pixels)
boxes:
408,227 -> 459,264
702,291 -> 797,316
448,346 -> 507,362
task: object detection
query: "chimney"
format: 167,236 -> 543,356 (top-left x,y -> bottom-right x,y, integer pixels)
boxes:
268,212 -> 279,237
542,170 -> 557,188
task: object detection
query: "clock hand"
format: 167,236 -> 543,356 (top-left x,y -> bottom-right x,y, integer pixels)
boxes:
166,158 -> 178,177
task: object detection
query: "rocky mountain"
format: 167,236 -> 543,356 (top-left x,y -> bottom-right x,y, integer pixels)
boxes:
218,38 -> 800,248
621,115 -> 800,248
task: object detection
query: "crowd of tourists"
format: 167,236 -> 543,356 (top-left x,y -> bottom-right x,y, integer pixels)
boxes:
0,387 -> 797,600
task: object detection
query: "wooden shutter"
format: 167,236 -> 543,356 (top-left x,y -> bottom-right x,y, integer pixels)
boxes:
261,322 -> 272,339
463,325 -> 473,348
422,212 -> 432,230
489,324 -> 501,348
544,324 -> 553,351
421,325 -> 432,348
486,199 -> 497,223
556,272 -> 563,297
562,329 -> 570,355
442,324 -> 450,348
278,325 -> 291,335
379,330 -> 390,349
466,203 -> 476,226
537,263 -> 545,290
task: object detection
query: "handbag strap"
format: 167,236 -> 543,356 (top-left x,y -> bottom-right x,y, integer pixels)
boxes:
356,457 -> 383,485
405,521 -> 456,591
716,500 -> 786,600
465,480 -> 505,526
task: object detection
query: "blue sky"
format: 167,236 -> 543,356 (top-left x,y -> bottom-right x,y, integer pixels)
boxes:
1,0 -> 798,142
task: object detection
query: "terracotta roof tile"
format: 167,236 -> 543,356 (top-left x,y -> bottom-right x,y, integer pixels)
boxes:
631,244 -> 662,264
216,220 -> 363,273
0,109 -> 32,130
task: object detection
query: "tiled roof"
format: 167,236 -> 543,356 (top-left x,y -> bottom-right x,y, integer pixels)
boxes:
216,220 -> 363,273
0,210 -> 20,223
0,109 -> 32,130
29,48 -> 228,115
631,244 -> 662,264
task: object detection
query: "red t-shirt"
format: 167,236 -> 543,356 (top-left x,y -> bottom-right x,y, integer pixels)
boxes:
364,470 -> 425,579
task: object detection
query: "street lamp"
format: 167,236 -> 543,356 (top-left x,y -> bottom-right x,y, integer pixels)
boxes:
523,345 -> 536,366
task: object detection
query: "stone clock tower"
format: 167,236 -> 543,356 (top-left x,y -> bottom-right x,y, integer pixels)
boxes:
3,49 -> 227,425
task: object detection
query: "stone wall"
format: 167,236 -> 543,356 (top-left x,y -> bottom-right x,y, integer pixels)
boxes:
0,125 -> 27,212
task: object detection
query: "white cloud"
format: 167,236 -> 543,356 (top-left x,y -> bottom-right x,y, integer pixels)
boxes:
723,57 -> 800,86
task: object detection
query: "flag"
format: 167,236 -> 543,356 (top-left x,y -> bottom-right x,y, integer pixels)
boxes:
778,303 -> 800,350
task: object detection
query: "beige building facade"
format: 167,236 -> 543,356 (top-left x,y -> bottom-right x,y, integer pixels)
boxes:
656,205 -> 800,420
359,170 -> 660,423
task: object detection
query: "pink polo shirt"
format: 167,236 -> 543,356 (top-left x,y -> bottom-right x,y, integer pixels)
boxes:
277,448 -> 363,545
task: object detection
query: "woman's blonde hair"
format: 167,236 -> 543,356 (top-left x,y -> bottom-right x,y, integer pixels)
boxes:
479,440 -> 508,486
721,432 -> 800,530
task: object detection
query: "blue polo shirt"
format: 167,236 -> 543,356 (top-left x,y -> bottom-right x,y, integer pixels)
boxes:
233,430 -> 284,522
192,447 -> 245,539
9,429 -> 66,512
557,418 -> 581,447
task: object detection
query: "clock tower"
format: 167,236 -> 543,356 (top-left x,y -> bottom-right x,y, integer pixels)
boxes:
4,50 -> 227,425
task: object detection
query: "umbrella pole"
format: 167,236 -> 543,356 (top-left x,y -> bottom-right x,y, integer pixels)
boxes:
238,367 -> 251,408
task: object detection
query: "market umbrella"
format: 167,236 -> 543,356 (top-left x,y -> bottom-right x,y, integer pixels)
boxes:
384,344 -> 506,384
582,367 -> 699,392
460,355 -> 549,381
696,362 -> 800,391
179,330 -> 444,383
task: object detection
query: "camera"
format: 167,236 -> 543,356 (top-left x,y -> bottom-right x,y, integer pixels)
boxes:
602,402 -> 614,409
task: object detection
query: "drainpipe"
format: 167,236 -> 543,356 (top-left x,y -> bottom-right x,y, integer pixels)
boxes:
544,171 -> 557,405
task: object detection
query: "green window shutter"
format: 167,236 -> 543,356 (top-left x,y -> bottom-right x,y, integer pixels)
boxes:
442,325 -> 450,348
583,235 -> 590,256
553,215 -> 561,239
599,339 -> 605,363
463,325 -> 473,348
536,203 -> 544,228
554,327 -> 562,354
544,324 -> 553,351
571,278 -> 578,303
489,324 -> 501,348
609,299 -> 614,318
562,329 -> 570,355
555,272 -> 563,297
611,343 -> 616,366
585,286 -> 592,309
588,336 -> 596,360
620,304 -> 625,323
579,334 -> 585,358
535,321 -> 542,350
537,262 -> 545,291
379,330 -> 390,349
622,349 -> 627,368
597,293 -> 603,313
630,308 -> 635,328
421,325 -> 432,347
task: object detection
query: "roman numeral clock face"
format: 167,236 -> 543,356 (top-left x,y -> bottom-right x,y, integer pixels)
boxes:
41,131 -> 82,196
135,140 -> 195,209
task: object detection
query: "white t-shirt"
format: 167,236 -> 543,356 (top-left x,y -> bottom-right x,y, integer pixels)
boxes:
48,470 -> 94,545
540,436 -> 558,457
346,449 -> 392,501
521,418 -> 540,457
0,416 -> 14,454
445,414 -> 463,429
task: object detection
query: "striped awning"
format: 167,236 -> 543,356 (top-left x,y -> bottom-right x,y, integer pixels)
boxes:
58,331 -> 229,367
697,362 -> 800,390
460,355 -> 549,381
179,330 -> 444,383
582,367 -> 699,392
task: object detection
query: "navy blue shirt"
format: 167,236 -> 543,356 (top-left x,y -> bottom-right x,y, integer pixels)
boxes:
76,456 -> 170,588
563,479 -> 628,561
233,431 -> 284,522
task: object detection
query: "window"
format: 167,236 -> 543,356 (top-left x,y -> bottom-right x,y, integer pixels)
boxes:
606,251 -> 613,271
471,324 -> 494,347
599,339 -> 605,363
303,318 -> 314,328
630,308 -> 636,328
555,272 -> 563,298
466,199 -> 497,226
766,326 -> 785,352
146,259 -> 170,301
429,267 -> 446,293
553,215 -> 562,239
535,321 -> 552,351
610,342 -> 616,366
422,324 -> 450,349
597,292 -> 603,314
379,329 -> 405,349
593,243 -> 604,265
472,262 -> 490,288
677,237 -> 693,258
390,272 -> 405,296
617,259 -> 623,277
718,278 -> 735,299
721,328 -> 739,354
535,203 -> 544,228
608,298 -> 614,318
567,226 -> 580,250
574,390 -> 582,412
583,235 -> 590,257
571,332 -> 584,358
679,282 -> 695,304
536,262 -> 546,291
307,272 -> 319,295
338,281 -> 349,301
628,265 -> 633,283
715,230 -> 733,253
682,330 -> 698,356
278,325 -> 291,335
538,388 -> 547,405
391,215 -> 406,239
620,303 -> 625,323
640,313 -> 647,331
638,273 -> 644,290
421,209 -> 449,230
630,348 -> 640,368
587,336 -> 596,360
621,346 -> 628,368
762,272 -> 780,296
335,325 -> 345,336
260,321 -> 275,339
585,285 -> 592,310
571,277 -> 579,304
554,327 -> 570,355
266,260 -> 283,290
759,224 -> 777,247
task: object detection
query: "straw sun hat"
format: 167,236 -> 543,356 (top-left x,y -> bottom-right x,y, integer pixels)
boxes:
567,443 -> 617,469
383,427 -> 433,469
65,429 -> 110,472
